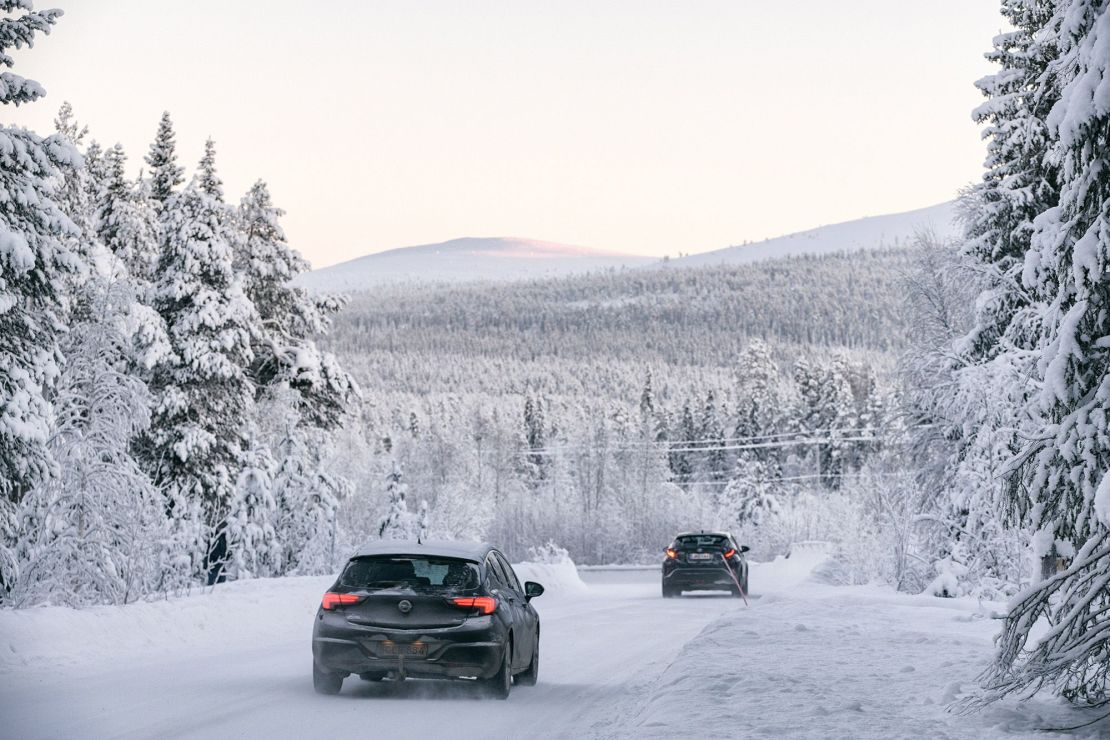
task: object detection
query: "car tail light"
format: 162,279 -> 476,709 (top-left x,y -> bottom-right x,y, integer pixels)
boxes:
723,548 -> 737,559
449,596 -> 498,615
321,592 -> 362,610
665,548 -> 678,560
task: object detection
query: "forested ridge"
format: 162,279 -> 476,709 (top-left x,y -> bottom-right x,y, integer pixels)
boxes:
330,249 -> 913,369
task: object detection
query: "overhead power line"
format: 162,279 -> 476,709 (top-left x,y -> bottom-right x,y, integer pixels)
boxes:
524,432 -> 886,457
519,423 -> 933,457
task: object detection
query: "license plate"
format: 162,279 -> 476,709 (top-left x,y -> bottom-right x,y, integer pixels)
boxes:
381,641 -> 427,657
689,553 -> 713,560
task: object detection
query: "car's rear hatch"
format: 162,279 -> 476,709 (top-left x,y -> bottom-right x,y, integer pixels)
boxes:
334,555 -> 482,629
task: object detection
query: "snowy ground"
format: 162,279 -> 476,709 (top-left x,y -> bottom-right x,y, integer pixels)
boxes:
1,556 -> 1103,739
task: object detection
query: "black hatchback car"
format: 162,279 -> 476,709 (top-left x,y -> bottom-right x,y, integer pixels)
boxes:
312,540 -> 543,699
662,531 -> 750,597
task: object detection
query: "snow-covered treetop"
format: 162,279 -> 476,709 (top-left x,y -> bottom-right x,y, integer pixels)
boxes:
145,112 -> 184,204
197,138 -> 222,202
53,100 -> 86,145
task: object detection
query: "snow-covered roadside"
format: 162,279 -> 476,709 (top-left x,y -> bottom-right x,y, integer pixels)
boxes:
0,560 -> 587,677
0,575 -> 333,676
631,564 -> 1102,739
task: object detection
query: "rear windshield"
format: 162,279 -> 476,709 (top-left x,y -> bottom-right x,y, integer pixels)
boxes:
337,556 -> 480,592
676,535 -> 728,549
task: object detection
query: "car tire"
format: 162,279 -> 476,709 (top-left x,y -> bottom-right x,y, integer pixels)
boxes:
313,662 -> 344,695
662,582 -> 676,598
359,672 -> 386,682
515,636 -> 539,687
485,643 -> 512,699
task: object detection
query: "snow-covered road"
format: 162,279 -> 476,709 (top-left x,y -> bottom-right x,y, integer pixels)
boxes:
0,561 -> 1098,739
1,568 -> 736,740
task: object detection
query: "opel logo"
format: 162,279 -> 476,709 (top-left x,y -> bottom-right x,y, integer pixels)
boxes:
397,599 -> 412,614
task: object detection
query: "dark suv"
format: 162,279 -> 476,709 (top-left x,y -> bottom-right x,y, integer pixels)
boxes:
662,531 -> 750,598
312,540 -> 543,699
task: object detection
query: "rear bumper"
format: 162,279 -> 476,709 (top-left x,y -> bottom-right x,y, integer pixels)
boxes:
663,566 -> 736,591
312,612 -> 507,679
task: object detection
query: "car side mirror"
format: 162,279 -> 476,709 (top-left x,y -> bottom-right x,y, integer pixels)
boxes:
740,545 -> 750,553
524,581 -> 545,601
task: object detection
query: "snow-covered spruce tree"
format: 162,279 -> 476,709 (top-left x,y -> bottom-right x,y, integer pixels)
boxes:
416,499 -> 429,543
272,430 -> 312,572
734,338 -> 784,465
913,0 -> 1061,599
45,102 -> 101,328
139,182 -> 258,583
378,460 -> 416,539
226,440 -> 280,579
720,457 -> 780,530
82,138 -> 105,197
270,424 -> 348,574
523,395 -> 546,481
50,102 -> 95,260
0,0 -> 76,600
698,391 -> 727,488
235,180 -> 354,429
94,143 -> 159,281
973,0 -> 1110,709
669,401 -> 696,484
639,368 -> 655,422
196,137 -> 222,200
13,280 -> 167,607
144,111 -> 184,206
793,356 -> 856,487
292,460 -> 348,574
962,0 -> 1058,364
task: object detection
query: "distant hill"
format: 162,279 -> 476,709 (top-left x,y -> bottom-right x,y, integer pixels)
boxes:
294,237 -> 655,291
670,201 -> 958,267
297,202 -> 959,290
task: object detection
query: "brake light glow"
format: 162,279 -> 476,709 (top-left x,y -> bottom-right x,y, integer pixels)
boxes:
665,548 -> 678,560
723,548 -> 737,559
449,596 -> 498,615
321,592 -> 362,610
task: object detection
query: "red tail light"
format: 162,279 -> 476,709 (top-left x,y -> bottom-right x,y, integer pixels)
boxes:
723,548 -> 737,559
321,592 -> 362,610
449,596 -> 498,615
665,548 -> 678,560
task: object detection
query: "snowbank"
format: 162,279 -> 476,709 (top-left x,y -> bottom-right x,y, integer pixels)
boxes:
0,559 -> 585,677
512,560 -> 588,595
0,575 -> 332,676
749,540 -> 831,594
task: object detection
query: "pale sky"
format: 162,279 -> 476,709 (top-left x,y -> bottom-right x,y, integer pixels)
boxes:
9,1 -> 1005,268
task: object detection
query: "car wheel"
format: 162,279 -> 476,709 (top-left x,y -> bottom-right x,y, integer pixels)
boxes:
485,643 -> 512,699
515,636 -> 539,687
359,672 -> 386,682
313,662 -> 344,695
662,582 -> 675,598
